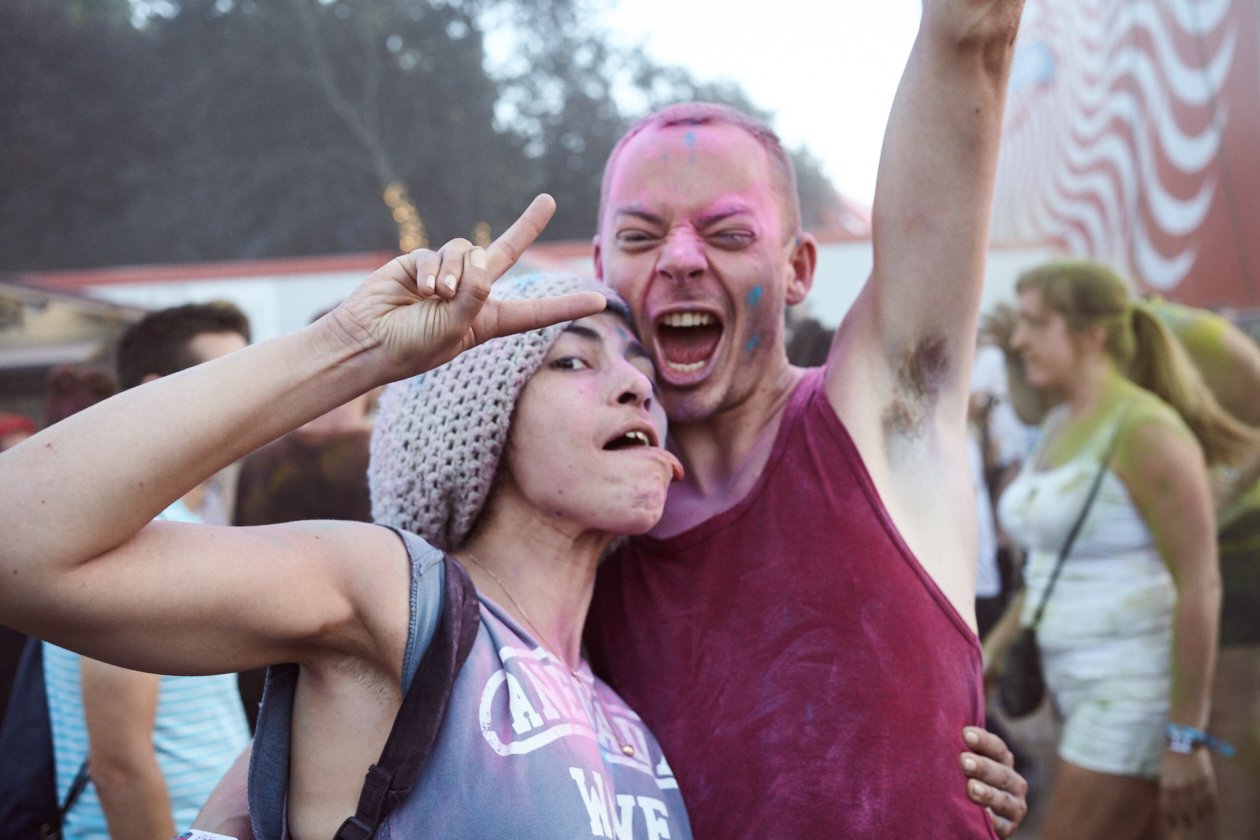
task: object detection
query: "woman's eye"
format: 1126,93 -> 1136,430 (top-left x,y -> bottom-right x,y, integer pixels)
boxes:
551,357 -> 590,371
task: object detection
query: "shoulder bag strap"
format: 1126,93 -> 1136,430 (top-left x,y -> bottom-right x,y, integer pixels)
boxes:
1027,408 -> 1129,628
334,554 -> 481,840
60,759 -> 91,816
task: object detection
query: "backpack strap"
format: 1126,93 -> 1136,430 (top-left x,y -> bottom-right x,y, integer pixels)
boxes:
60,758 -> 91,815
0,636 -> 92,833
334,554 -> 480,840
1028,406 -> 1131,628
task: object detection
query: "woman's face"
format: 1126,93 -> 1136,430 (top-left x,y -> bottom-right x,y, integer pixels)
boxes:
500,312 -> 682,537
1011,288 -> 1080,390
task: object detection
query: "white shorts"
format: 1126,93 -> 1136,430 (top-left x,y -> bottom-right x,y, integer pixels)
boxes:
1045,637 -> 1171,779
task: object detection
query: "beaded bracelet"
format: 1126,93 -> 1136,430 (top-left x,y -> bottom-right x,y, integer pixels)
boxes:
1165,723 -> 1236,757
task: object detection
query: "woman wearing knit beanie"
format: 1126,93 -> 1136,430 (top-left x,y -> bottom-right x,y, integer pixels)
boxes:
0,196 -> 693,839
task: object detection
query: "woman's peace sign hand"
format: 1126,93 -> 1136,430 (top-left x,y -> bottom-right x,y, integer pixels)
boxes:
333,194 -> 606,382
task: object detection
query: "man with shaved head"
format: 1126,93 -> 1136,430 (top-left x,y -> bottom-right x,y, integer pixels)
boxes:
585,2 -> 1029,836
193,4 -> 1031,837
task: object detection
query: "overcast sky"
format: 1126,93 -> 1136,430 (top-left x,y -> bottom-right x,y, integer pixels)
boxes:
599,1 -> 923,206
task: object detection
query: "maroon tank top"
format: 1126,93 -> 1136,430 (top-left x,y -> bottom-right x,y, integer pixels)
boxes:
588,368 -> 997,839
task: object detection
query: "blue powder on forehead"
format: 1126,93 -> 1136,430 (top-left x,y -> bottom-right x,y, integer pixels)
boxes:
746,286 -> 764,307
683,130 -> 698,164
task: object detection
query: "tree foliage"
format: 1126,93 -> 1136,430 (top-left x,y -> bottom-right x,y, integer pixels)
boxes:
0,0 -> 842,269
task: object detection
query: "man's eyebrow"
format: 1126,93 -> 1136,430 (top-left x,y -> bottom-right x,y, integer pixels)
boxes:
696,207 -> 753,227
614,206 -> 754,229
614,207 -> 666,226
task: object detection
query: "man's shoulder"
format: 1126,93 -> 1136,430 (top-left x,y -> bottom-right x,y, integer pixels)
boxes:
773,364 -> 827,421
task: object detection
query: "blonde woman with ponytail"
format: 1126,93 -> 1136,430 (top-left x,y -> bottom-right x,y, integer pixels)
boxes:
984,261 -> 1257,840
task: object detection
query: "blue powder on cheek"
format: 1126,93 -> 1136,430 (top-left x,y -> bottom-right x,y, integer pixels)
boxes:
744,287 -> 765,355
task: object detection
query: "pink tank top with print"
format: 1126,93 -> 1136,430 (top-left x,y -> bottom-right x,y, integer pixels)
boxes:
587,368 -> 997,839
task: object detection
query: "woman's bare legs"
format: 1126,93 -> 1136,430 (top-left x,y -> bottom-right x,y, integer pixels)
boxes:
1038,756 -> 1223,840
1210,645 -> 1260,840
1037,759 -> 1161,840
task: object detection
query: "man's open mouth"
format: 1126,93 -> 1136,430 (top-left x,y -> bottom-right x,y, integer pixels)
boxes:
656,312 -> 722,374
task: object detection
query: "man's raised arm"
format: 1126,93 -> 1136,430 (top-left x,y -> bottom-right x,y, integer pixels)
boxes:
827,0 -> 1024,428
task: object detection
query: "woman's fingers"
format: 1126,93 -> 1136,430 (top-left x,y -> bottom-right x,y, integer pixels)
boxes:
393,249 -> 441,297
398,189 -> 555,304
396,242 -> 472,300
486,292 -> 607,341
432,238 -> 474,300
485,194 -> 556,279
401,193 -> 555,302
1160,754 -> 1217,830
364,195 -> 572,360
392,253 -> 417,284
445,247 -> 493,328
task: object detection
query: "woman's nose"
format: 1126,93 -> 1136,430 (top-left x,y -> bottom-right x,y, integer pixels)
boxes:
614,363 -> 654,410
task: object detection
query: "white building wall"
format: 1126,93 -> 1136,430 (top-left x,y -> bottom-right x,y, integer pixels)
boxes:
79,244 -> 1060,342
791,242 -> 1059,329
85,271 -> 370,343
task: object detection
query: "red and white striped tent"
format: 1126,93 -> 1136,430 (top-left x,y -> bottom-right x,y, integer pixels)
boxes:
991,0 -> 1260,310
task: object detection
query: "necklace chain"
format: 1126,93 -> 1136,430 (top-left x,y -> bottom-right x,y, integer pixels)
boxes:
463,553 -> 579,675
461,553 -> 636,758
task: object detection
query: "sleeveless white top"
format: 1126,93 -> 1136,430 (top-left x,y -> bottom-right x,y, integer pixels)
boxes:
998,405 -> 1175,669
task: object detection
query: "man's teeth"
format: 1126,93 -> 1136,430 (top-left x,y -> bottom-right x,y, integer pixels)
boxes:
625,431 -> 650,446
660,312 -> 716,328
665,360 -> 705,373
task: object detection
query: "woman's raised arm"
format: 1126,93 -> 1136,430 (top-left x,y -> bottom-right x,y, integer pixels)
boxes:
0,195 -> 603,676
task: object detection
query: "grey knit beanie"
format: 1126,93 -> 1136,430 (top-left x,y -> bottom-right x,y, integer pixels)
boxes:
369,273 -> 632,550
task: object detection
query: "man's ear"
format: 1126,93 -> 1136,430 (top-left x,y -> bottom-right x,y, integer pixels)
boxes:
592,234 -> 604,281
784,232 -> 817,307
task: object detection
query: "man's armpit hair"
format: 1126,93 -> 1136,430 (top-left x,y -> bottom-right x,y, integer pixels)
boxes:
881,335 -> 951,443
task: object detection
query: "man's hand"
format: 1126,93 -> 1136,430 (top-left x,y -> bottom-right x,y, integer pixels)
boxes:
961,726 -> 1028,838
191,745 -> 254,840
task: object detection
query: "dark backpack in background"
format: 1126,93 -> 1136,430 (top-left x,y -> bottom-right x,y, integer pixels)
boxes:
0,637 -> 90,840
